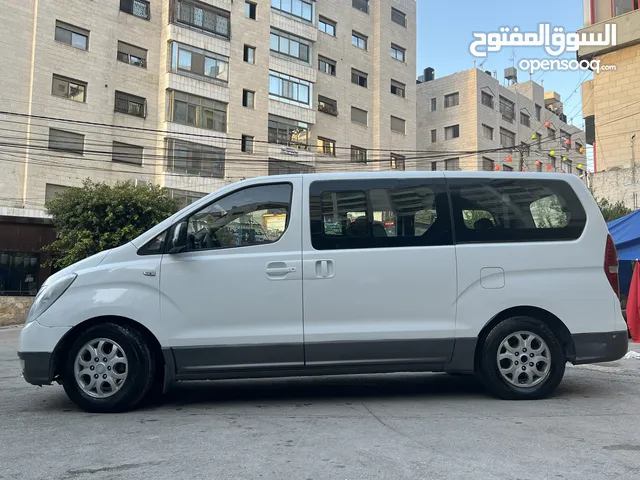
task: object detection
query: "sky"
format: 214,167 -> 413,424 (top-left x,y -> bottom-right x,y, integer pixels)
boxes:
416,0 -> 592,135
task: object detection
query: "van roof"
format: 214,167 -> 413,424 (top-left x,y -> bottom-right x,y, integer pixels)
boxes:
259,171 -> 583,182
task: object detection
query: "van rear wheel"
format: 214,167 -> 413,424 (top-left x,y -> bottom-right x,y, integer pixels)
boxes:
478,317 -> 565,400
62,322 -> 156,413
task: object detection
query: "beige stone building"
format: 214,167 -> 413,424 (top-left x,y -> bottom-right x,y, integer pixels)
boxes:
417,68 -> 587,175
0,0 -> 416,302
577,1 -> 640,205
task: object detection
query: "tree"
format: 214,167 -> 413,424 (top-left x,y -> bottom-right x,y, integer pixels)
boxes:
595,197 -> 632,222
45,180 -> 180,268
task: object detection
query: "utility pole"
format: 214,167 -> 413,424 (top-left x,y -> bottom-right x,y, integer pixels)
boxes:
518,145 -> 525,171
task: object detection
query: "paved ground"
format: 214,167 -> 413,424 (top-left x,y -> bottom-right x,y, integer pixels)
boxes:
2,326 -> 640,480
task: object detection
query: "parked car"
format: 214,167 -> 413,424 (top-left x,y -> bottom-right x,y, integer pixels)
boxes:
17,172 -> 628,412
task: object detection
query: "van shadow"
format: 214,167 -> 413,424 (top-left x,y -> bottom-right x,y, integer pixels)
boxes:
158,373 -> 487,407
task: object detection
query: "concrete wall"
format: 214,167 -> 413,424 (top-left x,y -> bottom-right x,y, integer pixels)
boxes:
0,297 -> 33,326
591,166 -> 640,210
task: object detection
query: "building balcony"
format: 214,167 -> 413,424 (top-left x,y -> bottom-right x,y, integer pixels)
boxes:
578,7 -> 640,60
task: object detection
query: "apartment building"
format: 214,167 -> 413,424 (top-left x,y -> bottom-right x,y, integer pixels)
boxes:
0,0 -> 416,299
576,0 -> 640,208
417,68 -> 586,175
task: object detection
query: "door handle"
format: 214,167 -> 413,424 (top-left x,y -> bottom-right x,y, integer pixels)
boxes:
265,261 -> 296,277
315,260 -> 334,278
266,266 -> 296,275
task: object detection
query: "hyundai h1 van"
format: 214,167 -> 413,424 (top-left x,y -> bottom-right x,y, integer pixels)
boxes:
17,172 -> 628,412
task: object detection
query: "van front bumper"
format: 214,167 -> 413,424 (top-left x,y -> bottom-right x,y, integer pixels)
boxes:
18,352 -> 54,386
572,331 -> 629,365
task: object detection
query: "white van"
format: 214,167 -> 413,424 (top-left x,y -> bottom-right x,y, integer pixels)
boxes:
17,172 -> 628,412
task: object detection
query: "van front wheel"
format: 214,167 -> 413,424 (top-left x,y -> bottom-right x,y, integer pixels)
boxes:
62,323 -> 156,413
478,317 -> 565,400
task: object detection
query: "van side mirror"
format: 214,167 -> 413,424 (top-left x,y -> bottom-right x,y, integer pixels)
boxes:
169,222 -> 188,254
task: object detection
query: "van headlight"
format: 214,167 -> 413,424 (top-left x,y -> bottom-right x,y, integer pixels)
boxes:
26,274 -> 77,324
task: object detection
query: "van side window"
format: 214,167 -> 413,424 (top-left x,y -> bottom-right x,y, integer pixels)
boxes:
138,231 -> 168,255
449,179 -> 586,243
310,179 -> 452,250
185,183 -> 292,251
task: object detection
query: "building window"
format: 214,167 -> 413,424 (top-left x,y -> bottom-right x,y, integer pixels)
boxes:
431,98 -> 437,111
0,251 -> 42,296
168,90 -> 227,132
351,107 -> 368,126
268,159 -> 314,175
431,161 -> 438,171
352,31 -> 367,50
499,96 -> 515,123
317,137 -> 336,156
115,91 -> 146,118
444,92 -> 459,108
521,141 -> 531,156
318,56 -> 336,76
54,21 -> 89,50
245,1 -> 257,19
560,130 -> 571,144
242,89 -> 255,109
166,138 -> 225,178
45,184 -> 69,202
565,159 -> 573,174
352,0 -> 369,14
318,95 -> 338,116
51,75 -> 86,102
549,128 -> 556,139
268,115 -> 310,149
520,112 -> 531,127
120,0 -> 150,20
503,164 -> 514,172
575,141 -> 583,153
535,104 -> 542,121
390,44 -> 405,62
48,128 -> 84,154
482,124 -> 494,140
173,0 -> 230,38
243,45 -> 256,64
319,16 -> 336,36
269,71 -> 311,107
166,188 -> 206,209
431,129 -> 437,143
118,41 -> 147,68
390,116 -> 405,134
391,79 -> 405,98
482,157 -> 495,171
170,42 -> 229,83
445,158 -> 460,171
500,127 -> 516,148
390,154 -> 405,170
445,125 -> 460,140
270,0 -> 313,23
351,68 -> 368,88
481,91 -> 494,109
112,141 -> 143,165
241,135 -> 254,153
391,7 -> 406,26
270,29 -> 311,63
351,146 -> 367,163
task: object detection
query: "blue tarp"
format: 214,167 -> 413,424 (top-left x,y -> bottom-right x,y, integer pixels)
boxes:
608,210 -> 640,261
608,211 -> 640,295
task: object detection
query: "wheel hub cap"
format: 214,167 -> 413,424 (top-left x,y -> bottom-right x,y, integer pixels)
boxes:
74,338 -> 128,398
497,331 -> 551,387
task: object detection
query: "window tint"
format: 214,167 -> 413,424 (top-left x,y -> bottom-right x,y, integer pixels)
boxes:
310,179 -> 452,250
449,179 -> 587,243
185,184 -> 292,251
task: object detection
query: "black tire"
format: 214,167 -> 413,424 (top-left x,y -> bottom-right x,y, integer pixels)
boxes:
62,322 -> 156,413
478,316 -> 566,400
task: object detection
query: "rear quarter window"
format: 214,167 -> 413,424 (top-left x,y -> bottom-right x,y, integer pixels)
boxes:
449,179 -> 586,243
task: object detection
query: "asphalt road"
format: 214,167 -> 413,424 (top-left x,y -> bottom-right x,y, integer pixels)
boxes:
2,326 -> 640,480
